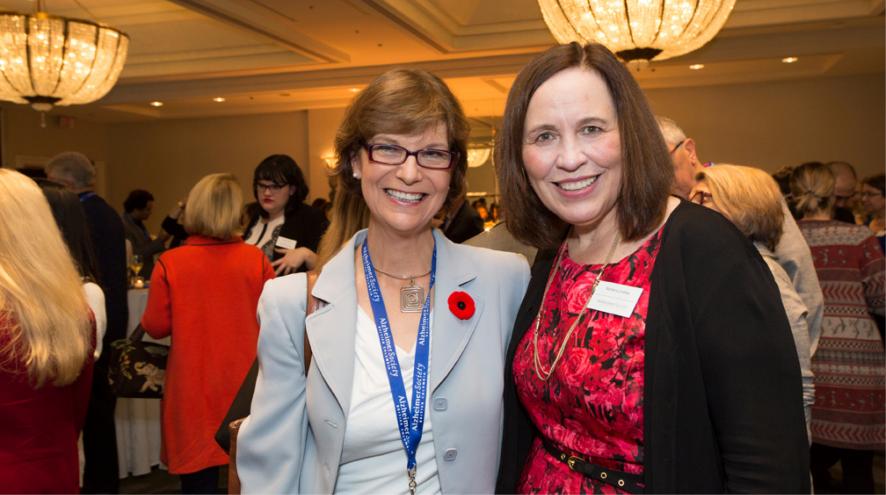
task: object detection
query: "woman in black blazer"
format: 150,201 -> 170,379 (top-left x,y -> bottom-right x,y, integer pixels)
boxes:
243,154 -> 329,275
494,42 -> 810,493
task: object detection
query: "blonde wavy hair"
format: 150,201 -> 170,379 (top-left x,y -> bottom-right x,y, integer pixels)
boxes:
694,164 -> 785,251
183,173 -> 244,240
0,169 -> 91,387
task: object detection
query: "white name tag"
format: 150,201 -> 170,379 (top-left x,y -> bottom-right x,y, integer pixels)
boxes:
587,281 -> 643,318
275,236 -> 297,250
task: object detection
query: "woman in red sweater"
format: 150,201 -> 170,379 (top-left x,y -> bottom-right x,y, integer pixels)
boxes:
142,173 -> 274,493
0,169 -> 94,493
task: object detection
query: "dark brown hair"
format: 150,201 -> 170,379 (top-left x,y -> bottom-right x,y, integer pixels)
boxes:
496,42 -> 672,249
317,68 -> 470,267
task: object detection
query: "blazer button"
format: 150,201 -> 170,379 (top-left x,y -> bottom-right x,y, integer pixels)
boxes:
433,398 -> 448,411
443,448 -> 457,461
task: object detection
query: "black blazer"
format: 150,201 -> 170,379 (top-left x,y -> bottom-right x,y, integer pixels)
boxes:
80,192 -> 129,345
497,201 -> 810,493
443,201 -> 485,244
243,202 -> 328,266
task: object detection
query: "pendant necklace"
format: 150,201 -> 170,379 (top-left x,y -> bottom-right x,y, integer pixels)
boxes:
533,231 -> 621,381
374,266 -> 432,313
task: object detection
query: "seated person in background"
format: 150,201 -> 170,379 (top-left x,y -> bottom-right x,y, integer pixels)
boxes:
0,169 -> 95,494
690,164 -> 815,431
121,189 -> 169,277
243,154 -> 329,275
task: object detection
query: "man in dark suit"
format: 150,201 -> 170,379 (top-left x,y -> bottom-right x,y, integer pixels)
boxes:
46,152 -> 126,493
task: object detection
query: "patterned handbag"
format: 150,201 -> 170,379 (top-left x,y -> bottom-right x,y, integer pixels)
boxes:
108,324 -> 168,398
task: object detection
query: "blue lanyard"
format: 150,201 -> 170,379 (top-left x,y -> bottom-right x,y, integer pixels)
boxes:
78,192 -> 96,202
360,240 -> 436,482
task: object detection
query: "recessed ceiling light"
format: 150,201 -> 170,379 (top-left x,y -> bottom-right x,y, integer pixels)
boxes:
149,101 -> 163,107
349,87 -> 360,93
689,64 -> 705,70
213,97 -> 226,103
782,56 -> 798,64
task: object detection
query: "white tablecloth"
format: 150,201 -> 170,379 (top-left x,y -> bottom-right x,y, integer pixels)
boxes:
115,288 -> 168,478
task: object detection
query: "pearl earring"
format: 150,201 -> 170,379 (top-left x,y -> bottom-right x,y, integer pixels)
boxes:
352,171 -> 360,179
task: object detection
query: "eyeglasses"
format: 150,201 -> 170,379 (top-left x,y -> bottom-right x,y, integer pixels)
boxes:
860,191 -> 884,198
690,190 -> 714,206
256,182 -> 287,193
364,143 -> 458,170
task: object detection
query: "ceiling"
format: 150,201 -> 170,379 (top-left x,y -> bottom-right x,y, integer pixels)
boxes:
1,0 -> 883,121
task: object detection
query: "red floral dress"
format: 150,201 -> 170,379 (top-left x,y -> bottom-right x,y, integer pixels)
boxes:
513,229 -> 663,494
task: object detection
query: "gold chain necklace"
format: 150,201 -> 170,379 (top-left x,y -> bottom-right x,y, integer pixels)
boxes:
532,232 -> 621,382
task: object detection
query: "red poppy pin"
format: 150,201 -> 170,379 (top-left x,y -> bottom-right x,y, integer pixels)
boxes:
448,291 -> 475,320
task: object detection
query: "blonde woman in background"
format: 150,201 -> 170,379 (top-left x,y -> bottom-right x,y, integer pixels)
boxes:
689,164 -> 815,431
141,173 -> 274,493
790,162 -> 885,494
0,169 -> 94,493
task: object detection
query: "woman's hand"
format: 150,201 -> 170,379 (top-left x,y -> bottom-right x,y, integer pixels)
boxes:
272,247 -> 317,275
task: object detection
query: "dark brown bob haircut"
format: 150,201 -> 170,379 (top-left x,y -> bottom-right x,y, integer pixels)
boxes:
317,68 -> 470,267
497,42 -> 673,249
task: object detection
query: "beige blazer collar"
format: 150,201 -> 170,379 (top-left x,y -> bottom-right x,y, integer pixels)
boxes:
307,229 -> 482,415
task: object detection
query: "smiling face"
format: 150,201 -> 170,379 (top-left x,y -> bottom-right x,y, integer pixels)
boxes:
353,122 -> 452,238
521,67 -> 623,233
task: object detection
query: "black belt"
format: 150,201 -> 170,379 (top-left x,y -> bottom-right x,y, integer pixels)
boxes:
542,438 -> 645,493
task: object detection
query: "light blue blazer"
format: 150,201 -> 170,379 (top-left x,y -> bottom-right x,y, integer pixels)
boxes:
237,229 -> 530,494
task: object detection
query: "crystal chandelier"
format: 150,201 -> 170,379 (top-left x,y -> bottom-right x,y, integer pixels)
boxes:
0,1 -> 129,113
538,0 -> 736,63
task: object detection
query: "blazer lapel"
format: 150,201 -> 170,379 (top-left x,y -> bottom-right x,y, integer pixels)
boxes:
306,232 -> 362,415
430,229 -> 483,393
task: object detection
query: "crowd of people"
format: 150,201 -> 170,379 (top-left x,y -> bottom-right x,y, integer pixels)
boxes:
0,41 -> 883,495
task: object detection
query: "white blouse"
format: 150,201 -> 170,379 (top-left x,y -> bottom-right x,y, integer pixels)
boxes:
335,307 -> 441,495
82,281 -> 106,359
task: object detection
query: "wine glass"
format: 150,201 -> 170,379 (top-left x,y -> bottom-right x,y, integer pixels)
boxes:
129,254 -> 144,287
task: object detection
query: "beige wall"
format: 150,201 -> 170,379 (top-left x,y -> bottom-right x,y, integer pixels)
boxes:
645,73 -> 885,178
306,107 -> 346,203
106,111 -> 309,232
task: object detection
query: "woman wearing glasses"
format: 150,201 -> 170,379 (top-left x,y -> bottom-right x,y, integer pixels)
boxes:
237,68 -> 530,494
495,43 -> 809,493
243,154 -> 329,275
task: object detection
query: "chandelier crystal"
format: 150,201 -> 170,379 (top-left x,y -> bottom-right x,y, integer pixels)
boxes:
0,8 -> 129,112
538,0 -> 736,62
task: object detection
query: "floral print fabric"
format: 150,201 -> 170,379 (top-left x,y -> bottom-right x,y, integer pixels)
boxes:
513,229 -> 663,494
